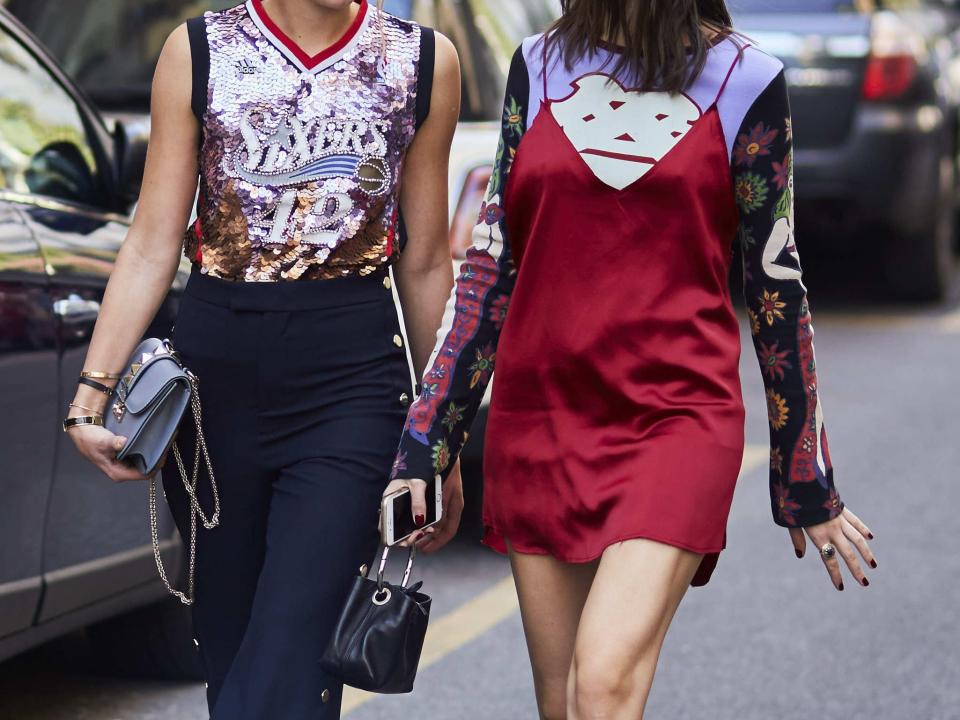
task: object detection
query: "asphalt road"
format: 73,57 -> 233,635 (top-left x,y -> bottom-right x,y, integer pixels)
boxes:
2,269 -> 959,720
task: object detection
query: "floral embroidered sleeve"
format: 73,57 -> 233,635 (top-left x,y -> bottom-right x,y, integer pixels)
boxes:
391,46 -> 529,483
733,70 -> 844,528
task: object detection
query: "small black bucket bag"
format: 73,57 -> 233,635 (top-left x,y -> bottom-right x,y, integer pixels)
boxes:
320,545 -> 431,694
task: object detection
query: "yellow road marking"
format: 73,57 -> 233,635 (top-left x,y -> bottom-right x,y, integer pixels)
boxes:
342,443 -> 767,715
740,444 -> 768,476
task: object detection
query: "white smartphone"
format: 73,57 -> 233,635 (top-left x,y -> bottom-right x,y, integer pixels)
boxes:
380,475 -> 442,546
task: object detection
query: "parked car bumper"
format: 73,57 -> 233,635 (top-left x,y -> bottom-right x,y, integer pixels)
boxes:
794,103 -> 946,238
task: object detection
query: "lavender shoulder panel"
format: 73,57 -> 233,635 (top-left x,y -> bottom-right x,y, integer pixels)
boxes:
520,33 -> 782,159
715,45 -> 783,159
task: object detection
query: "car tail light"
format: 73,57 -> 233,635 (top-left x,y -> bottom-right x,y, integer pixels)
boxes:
861,11 -> 923,101
862,55 -> 916,100
449,166 -> 491,259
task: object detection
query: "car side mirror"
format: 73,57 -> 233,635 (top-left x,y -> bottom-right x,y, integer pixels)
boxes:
25,141 -> 99,206
113,119 -> 149,210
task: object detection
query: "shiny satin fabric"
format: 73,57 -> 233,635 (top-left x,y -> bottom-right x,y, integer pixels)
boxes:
483,100 -> 745,586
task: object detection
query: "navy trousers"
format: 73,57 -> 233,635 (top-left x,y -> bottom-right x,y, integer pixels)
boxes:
162,266 -> 413,719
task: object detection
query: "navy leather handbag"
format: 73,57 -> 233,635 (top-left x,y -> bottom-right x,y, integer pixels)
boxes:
320,545 -> 431,693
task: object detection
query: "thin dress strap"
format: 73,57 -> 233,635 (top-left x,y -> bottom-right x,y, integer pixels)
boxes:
541,33 -> 550,102
714,40 -> 751,106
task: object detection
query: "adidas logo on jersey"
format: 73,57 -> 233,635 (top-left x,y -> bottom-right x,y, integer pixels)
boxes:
236,59 -> 259,76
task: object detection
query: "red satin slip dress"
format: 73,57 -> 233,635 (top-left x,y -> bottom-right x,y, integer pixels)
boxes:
483,50 -> 747,586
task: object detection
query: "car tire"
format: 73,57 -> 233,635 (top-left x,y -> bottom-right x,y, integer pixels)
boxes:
883,153 -> 957,302
86,596 -> 204,681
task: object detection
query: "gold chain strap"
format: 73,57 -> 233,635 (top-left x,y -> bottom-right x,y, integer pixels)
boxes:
149,374 -> 220,605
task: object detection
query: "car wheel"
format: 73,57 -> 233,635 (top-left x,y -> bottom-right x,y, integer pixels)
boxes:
884,153 -> 958,302
86,596 -> 204,681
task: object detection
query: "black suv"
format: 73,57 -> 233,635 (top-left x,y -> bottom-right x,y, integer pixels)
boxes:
732,0 -> 960,300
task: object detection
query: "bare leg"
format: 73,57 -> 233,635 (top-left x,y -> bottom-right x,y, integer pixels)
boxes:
568,538 -> 703,720
508,539 -> 599,720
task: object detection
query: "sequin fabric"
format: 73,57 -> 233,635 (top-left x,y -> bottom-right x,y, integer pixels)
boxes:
187,4 -> 422,281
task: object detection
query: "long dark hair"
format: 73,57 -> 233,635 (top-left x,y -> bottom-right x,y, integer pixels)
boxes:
542,0 -> 741,94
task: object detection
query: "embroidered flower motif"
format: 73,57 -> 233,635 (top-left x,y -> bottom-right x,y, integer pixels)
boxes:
733,122 -> 778,167
734,172 -> 769,214
801,434 -> 815,453
785,116 -> 793,143
766,389 -> 789,431
757,341 -> 792,382
774,481 -> 801,526
503,96 -> 524,138
431,438 -> 451,473
419,381 -> 439,401
758,289 -> 787,325
503,145 -> 517,178
772,152 -> 791,191
822,488 -> 841,515
490,139 -> 518,197
792,456 -> 813,483
489,294 -> 509,330
469,342 -> 496,388
442,402 -> 465,432
747,308 -> 761,336
478,199 -> 505,226
770,447 -> 784,474
390,451 -> 407,480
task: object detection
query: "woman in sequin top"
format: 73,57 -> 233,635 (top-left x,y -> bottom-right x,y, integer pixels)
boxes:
64,1 -> 462,717
385,0 -> 878,717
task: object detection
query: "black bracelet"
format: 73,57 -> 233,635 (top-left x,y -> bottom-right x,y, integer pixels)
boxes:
62,415 -> 104,432
78,376 -> 114,396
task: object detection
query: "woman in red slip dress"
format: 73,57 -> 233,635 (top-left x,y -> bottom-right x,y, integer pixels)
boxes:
386,1 -> 879,716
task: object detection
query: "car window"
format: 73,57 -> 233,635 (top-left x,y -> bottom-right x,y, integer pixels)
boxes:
0,26 -> 103,207
410,0 -> 558,121
4,0 -> 238,108
7,0 -> 559,123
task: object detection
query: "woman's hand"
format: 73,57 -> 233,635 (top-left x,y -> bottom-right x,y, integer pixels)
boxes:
416,461 -> 464,554
67,425 -> 150,483
790,506 -> 876,591
382,459 -> 464,552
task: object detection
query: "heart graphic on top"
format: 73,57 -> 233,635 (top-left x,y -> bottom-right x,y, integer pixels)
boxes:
551,73 -> 702,190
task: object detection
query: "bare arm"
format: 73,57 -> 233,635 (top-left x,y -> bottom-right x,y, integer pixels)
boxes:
66,24 -> 200,481
393,32 -> 461,378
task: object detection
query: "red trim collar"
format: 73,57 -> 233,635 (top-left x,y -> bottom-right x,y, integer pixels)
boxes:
251,0 -> 367,70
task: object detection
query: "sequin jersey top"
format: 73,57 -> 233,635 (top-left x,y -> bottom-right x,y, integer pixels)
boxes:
186,1 -> 426,281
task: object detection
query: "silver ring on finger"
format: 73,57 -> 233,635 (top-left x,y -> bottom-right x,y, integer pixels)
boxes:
820,542 -> 837,560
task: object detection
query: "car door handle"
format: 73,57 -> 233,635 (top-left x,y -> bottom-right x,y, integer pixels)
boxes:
53,294 -> 101,318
